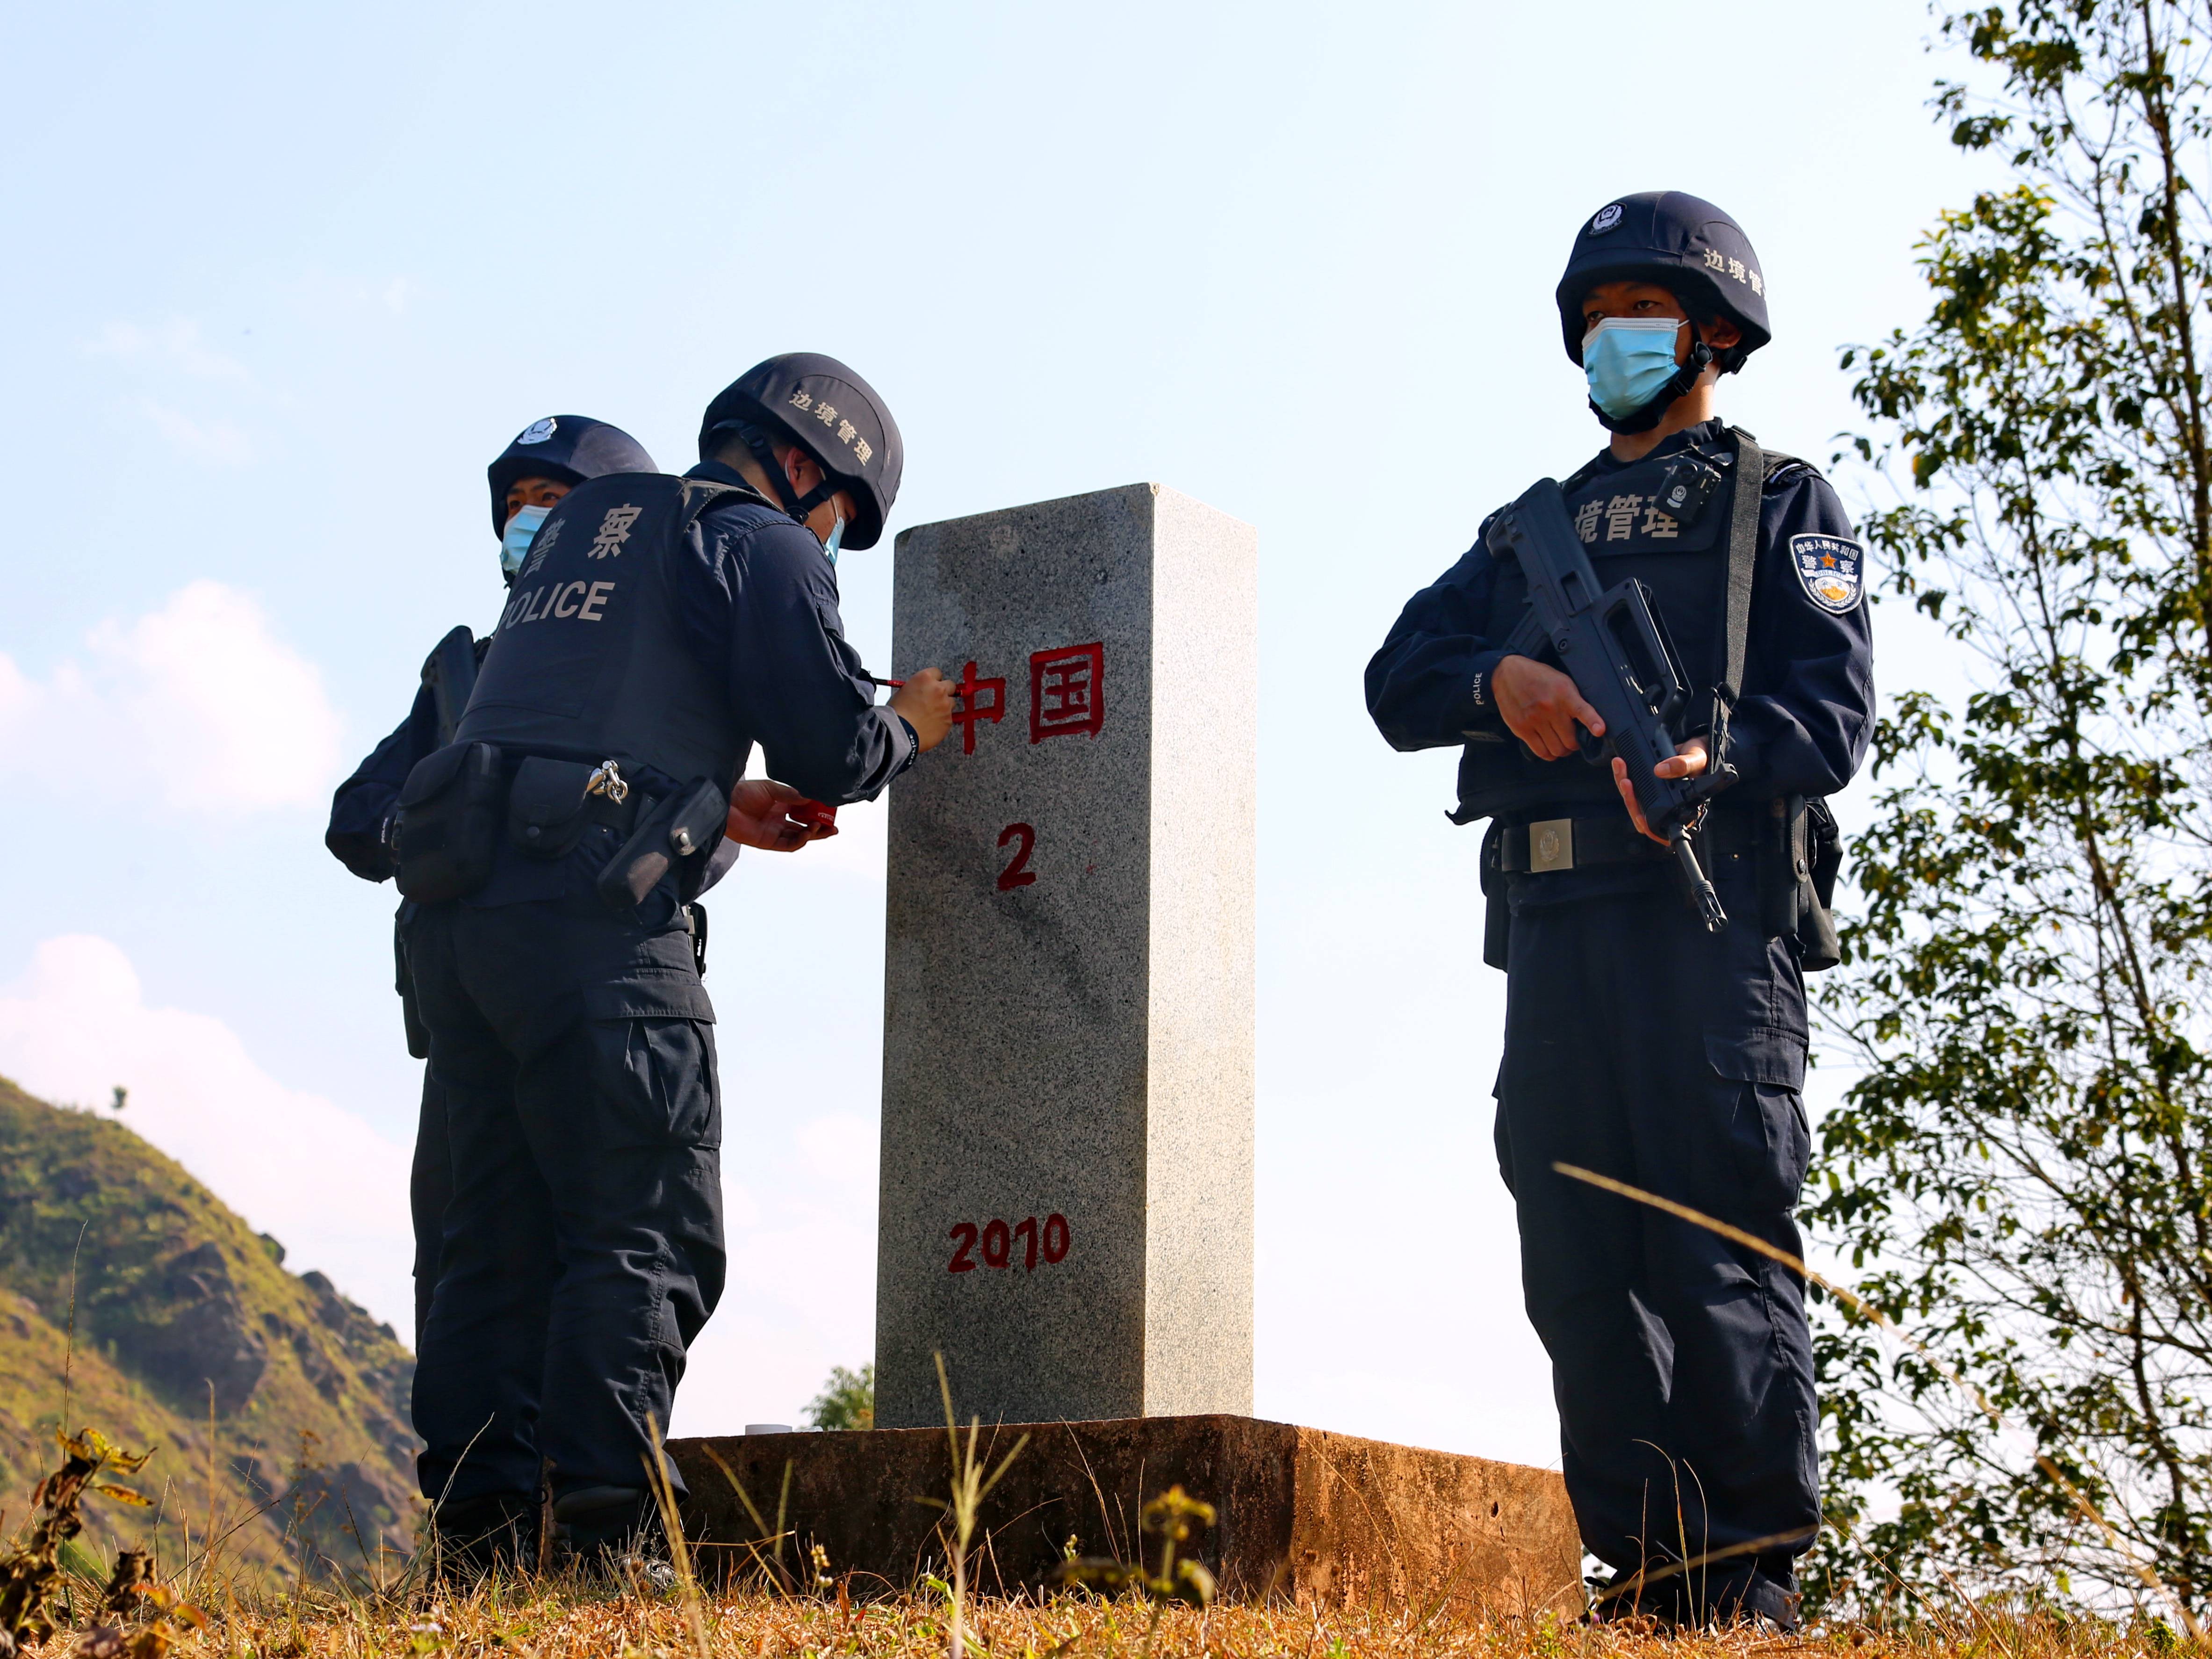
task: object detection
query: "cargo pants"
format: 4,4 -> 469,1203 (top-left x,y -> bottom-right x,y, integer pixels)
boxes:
1493,857 -> 1817,1622
403,882 -> 724,1513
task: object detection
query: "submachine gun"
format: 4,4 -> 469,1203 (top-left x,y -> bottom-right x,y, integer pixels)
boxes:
1487,479 -> 1739,931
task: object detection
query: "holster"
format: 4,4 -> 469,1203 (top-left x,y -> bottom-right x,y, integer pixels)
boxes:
595,778 -> 728,913
394,742 -> 504,904
1479,820 -> 1510,971
1755,794 -> 1842,971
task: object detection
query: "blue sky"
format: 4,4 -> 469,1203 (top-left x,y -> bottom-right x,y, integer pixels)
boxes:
0,0 -> 1983,1458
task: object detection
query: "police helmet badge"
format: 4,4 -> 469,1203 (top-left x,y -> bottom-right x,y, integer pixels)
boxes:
1791,533 -> 1865,614
517,417 -> 558,445
1590,203 -> 1624,234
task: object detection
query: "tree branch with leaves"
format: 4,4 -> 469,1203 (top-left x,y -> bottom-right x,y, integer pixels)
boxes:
1811,0 -> 2212,1622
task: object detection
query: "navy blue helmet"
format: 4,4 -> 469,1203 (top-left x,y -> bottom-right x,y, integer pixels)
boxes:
1555,192 -> 1772,370
698,353 -> 904,551
486,415 -> 657,536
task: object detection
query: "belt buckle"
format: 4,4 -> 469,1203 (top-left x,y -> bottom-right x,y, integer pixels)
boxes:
1528,817 -> 1574,873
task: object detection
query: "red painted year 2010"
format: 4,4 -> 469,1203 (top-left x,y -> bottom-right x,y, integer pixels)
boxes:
947,1212 -> 1071,1274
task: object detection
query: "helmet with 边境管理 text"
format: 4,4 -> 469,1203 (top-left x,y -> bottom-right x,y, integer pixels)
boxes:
1555,191 -> 1772,371
697,353 -> 903,551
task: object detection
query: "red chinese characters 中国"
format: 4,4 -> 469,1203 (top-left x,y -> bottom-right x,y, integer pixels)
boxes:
1028,642 -> 1105,743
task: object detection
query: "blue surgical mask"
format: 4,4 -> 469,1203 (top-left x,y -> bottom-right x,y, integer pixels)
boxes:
1582,317 -> 1686,420
500,503 -> 551,577
820,512 -> 846,566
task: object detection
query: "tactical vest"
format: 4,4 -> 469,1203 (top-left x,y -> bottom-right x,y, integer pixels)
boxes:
1455,428 -> 1774,822
456,472 -> 760,792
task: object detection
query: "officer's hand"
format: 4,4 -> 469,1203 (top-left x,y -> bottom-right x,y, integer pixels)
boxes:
889,666 -> 955,753
1493,656 -> 1605,761
727,779 -> 834,852
1613,739 -> 1709,845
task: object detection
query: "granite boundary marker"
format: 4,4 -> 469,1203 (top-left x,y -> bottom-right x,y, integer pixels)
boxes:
875,483 -> 1257,1429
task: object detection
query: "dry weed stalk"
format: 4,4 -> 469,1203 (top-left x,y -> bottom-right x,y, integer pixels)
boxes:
1058,1484 -> 1219,1657
696,1442 -> 799,1594
919,1352 -> 1027,1659
0,1428 -> 201,1659
641,1413 -> 711,1659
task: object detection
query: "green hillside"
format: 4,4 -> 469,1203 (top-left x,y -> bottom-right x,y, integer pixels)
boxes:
0,1076 -> 420,1577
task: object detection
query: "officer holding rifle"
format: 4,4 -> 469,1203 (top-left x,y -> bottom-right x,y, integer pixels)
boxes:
1367,194 -> 1874,1629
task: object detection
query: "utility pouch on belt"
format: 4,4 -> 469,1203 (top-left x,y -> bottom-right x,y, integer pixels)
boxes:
595,778 -> 726,913
1479,821 -> 1510,971
394,913 -> 429,1059
393,742 -> 504,904
1756,794 -> 1842,971
507,757 -> 605,860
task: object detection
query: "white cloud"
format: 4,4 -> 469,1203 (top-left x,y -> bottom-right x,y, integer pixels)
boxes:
86,321 -> 257,464
88,319 -> 251,382
125,396 -> 255,466
794,1112 -> 875,1187
0,653 -> 34,727
0,929 -> 886,1414
673,1153 -> 878,1436
0,582 -> 343,815
0,936 -> 412,1330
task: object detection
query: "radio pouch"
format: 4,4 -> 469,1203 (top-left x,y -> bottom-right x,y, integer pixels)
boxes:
507,757 -> 603,860
394,742 -> 504,904
1801,797 -> 1843,970
1756,794 -> 1842,971
1479,820 -> 1509,971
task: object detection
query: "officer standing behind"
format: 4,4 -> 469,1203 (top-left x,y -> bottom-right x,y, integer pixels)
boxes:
325,415 -> 660,1345
398,354 -> 953,1569
1366,195 -> 1873,1628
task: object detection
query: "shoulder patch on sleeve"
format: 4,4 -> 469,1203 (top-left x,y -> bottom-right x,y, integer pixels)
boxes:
1790,533 -> 1865,614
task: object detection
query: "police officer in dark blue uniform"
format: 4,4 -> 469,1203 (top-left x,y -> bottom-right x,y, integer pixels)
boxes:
1366,195 -> 1873,1628
395,355 -> 953,1569
326,415 -> 660,1347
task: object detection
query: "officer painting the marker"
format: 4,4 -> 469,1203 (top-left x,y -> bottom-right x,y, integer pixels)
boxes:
394,354 -> 953,1570
325,415 -> 661,1346
1366,195 -> 1873,1628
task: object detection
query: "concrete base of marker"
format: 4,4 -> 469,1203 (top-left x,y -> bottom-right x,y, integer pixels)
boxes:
670,1416 -> 1580,1613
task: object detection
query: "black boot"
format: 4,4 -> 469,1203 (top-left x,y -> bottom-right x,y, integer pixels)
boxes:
551,1484 -> 674,1587
429,1491 -> 539,1584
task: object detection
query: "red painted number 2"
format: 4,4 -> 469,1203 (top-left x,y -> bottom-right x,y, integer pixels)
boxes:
997,822 -> 1037,890
947,1212 -> 1070,1274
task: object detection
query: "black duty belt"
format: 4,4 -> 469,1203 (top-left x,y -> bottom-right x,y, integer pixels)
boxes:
1501,807 -> 1753,875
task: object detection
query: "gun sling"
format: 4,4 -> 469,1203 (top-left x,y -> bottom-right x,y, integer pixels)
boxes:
1716,431 -> 1763,705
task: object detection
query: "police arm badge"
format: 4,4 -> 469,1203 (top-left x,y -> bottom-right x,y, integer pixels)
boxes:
1789,533 -> 1865,614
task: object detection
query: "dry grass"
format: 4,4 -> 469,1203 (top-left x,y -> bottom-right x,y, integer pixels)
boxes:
15,1574 -> 2188,1659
